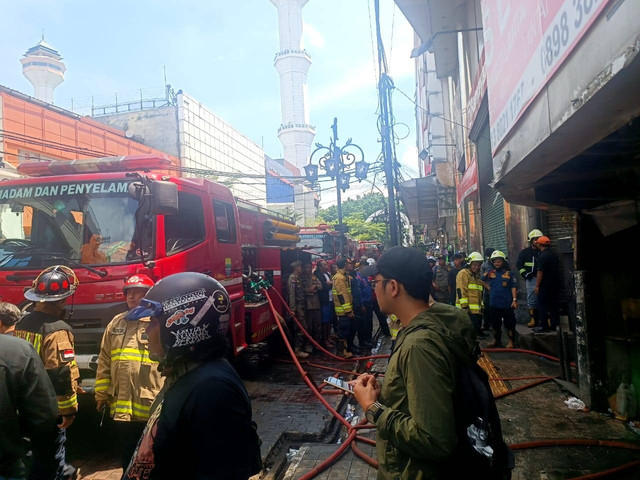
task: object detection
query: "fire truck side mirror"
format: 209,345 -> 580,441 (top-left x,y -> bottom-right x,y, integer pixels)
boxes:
150,181 -> 179,216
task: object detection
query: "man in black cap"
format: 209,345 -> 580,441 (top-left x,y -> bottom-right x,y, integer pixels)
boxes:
355,247 -> 478,479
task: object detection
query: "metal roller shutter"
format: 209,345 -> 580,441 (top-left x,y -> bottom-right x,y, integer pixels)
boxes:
477,123 -> 507,254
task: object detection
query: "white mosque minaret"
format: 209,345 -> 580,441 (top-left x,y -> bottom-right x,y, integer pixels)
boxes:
270,0 -> 317,223
21,36 -> 65,104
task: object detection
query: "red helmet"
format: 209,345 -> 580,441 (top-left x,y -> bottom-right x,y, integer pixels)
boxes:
123,274 -> 155,292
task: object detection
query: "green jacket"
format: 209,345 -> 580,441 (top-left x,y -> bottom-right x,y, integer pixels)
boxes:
374,302 -> 478,479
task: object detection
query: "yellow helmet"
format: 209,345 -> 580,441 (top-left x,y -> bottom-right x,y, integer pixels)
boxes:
490,250 -> 506,261
467,251 -> 484,263
528,229 -> 543,241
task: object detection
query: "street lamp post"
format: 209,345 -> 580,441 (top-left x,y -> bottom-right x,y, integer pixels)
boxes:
305,117 -> 368,229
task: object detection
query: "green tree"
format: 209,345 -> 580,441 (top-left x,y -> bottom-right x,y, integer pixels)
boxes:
343,217 -> 387,242
317,193 -> 387,224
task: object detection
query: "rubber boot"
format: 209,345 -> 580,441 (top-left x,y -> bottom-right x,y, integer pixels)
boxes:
339,339 -> 353,359
487,329 -> 503,348
506,330 -> 515,349
294,348 -> 309,359
527,309 -> 536,328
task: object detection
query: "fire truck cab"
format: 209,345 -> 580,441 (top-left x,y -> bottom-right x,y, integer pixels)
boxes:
0,154 -> 299,384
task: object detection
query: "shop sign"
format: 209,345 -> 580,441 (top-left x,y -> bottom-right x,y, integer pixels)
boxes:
457,157 -> 479,207
482,0 -> 611,153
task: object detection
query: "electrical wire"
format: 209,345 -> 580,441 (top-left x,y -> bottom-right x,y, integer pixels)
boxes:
367,0 -> 379,88
393,85 -> 492,141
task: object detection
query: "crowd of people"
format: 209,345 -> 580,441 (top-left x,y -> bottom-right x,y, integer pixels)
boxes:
0,267 -> 261,480
1,229 -> 562,480
285,228 -> 562,359
287,255 -> 391,360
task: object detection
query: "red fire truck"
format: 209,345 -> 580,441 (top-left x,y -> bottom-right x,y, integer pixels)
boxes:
0,154 -> 301,383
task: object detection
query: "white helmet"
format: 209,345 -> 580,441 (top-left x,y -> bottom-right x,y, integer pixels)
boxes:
366,258 -> 376,266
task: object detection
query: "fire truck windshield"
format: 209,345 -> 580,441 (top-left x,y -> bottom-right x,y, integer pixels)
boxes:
0,180 -> 152,270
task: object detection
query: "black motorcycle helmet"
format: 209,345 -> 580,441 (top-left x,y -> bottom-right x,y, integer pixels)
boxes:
24,265 -> 78,302
126,272 -> 231,363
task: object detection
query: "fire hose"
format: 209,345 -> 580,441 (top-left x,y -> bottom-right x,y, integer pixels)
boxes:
268,286 -> 390,362
263,288 -> 378,479
262,287 -> 640,479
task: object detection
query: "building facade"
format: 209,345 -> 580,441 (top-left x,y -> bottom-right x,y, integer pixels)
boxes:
95,91 -> 267,205
0,86 -> 177,175
396,0 -> 640,411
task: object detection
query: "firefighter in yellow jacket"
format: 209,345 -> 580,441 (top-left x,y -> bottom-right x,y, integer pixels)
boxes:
94,274 -> 164,469
332,258 -> 354,358
456,251 -> 487,338
15,265 -> 80,479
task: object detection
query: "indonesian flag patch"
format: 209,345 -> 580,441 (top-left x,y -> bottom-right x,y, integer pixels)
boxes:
62,349 -> 75,361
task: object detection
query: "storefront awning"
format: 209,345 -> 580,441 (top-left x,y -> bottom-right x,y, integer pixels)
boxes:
398,176 -> 438,226
457,158 -> 478,207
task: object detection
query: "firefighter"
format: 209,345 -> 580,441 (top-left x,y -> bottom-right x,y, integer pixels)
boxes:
15,265 -> 80,480
483,251 -> 517,348
288,260 -> 310,359
332,258 -> 354,358
123,272 -> 261,480
94,274 -> 164,469
517,229 -> 543,327
456,252 -> 486,337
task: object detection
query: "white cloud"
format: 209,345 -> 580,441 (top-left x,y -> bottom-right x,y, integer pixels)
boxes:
308,17 -> 415,111
400,145 -> 420,178
310,62 -> 377,109
303,21 -> 325,48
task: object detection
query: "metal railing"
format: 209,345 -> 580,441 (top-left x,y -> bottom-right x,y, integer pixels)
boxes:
58,85 -> 177,117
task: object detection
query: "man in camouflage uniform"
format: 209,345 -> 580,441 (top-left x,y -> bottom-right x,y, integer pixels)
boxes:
301,262 -> 323,348
15,265 -> 80,480
288,261 -> 309,359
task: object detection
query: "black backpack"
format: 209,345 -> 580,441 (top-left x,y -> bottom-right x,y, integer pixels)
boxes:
408,324 -> 514,479
447,360 -> 514,479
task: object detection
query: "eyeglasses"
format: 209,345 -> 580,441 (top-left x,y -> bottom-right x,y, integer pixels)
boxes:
371,278 -> 391,289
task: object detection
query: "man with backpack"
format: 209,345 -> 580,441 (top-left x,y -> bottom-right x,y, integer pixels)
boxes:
356,247 -> 513,479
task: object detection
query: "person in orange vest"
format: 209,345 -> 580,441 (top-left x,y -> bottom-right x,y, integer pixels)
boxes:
94,274 -> 164,469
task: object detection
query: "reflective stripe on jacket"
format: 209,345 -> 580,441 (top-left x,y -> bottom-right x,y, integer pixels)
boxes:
15,307 -> 80,416
455,268 -> 483,314
332,269 -> 352,315
95,312 -> 164,422
516,246 -> 539,279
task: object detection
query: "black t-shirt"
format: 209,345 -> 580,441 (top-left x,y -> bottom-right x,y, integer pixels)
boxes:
314,270 -> 331,305
125,358 -> 261,480
538,249 -> 560,291
448,266 -> 461,289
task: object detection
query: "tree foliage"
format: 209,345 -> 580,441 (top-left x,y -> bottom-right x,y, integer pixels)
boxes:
316,193 -> 389,242
317,193 -> 387,224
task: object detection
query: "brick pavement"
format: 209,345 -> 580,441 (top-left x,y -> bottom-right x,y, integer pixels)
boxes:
282,328 -> 640,480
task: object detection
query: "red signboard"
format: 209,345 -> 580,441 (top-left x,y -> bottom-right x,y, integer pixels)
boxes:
482,0 -> 611,153
457,156 -> 479,207
466,49 -> 487,130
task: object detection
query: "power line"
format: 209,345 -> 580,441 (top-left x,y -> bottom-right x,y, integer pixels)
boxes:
393,85 -> 491,141
367,0 -> 379,88
389,2 -> 396,72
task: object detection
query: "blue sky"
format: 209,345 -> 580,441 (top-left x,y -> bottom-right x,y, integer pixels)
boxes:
0,0 -> 419,205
